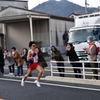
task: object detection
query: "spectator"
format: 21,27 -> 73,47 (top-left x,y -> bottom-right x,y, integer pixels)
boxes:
62,31 -> 68,46
0,47 -> 4,75
51,46 -> 65,77
21,48 -> 28,67
4,49 -> 15,76
12,47 -> 23,76
66,43 -> 82,78
21,48 -> 32,77
36,47 -> 48,77
83,36 -> 98,80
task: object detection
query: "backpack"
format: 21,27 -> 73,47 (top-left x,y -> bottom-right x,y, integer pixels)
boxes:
89,44 -> 99,55
96,47 -> 99,55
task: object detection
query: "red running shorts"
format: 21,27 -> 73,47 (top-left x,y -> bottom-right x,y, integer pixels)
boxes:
29,63 -> 39,71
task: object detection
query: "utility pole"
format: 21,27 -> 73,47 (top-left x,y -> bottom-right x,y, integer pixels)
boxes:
85,0 -> 89,13
98,6 -> 100,11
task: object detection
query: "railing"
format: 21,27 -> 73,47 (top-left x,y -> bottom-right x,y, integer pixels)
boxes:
50,60 -> 100,79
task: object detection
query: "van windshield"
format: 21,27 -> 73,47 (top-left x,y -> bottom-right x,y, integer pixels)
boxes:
68,28 -> 100,43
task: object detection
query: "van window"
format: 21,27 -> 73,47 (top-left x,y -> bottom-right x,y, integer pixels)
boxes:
68,28 -> 100,43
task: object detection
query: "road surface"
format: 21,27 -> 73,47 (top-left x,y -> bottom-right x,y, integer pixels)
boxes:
0,76 -> 100,100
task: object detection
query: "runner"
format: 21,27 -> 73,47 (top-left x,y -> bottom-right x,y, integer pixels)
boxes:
21,41 -> 43,87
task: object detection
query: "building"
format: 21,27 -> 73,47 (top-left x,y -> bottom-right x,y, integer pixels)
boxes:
0,0 -> 28,48
0,0 -> 28,10
0,1 -> 74,53
68,13 -> 81,18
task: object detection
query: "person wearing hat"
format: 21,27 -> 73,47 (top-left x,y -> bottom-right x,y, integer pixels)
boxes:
84,36 -> 98,79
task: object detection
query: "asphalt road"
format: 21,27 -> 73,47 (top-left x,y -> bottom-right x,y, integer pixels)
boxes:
0,77 -> 100,100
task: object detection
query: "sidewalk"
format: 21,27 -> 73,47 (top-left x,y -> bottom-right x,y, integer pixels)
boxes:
44,76 -> 100,86
2,73 -> 100,86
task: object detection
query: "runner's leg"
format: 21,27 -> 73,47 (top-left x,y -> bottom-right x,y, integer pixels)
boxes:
36,65 -> 43,81
23,69 -> 31,80
21,69 -> 31,86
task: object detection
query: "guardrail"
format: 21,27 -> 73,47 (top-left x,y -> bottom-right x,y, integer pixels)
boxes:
50,60 -> 100,79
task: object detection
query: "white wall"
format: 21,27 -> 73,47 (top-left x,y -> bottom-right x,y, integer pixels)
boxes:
49,18 -> 74,46
6,21 -> 30,51
33,19 -> 49,47
49,18 -> 74,53
6,19 -> 50,50
5,18 -> 73,52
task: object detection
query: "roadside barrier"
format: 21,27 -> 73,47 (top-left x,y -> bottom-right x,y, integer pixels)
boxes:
50,60 -> 100,79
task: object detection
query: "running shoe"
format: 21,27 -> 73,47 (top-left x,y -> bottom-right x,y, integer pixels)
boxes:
21,78 -> 24,86
34,80 -> 41,87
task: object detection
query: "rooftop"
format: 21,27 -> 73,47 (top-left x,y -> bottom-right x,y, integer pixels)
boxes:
0,0 -> 28,1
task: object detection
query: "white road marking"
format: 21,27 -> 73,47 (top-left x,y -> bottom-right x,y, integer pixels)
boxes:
3,74 -> 45,80
0,78 -> 100,92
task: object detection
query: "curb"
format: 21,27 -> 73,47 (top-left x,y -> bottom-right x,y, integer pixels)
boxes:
44,76 -> 100,86
3,74 -> 100,86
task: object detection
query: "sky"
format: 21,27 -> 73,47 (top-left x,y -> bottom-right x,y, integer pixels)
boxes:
28,0 -> 100,9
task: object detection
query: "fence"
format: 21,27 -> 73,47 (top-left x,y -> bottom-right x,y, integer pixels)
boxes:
50,60 -> 100,79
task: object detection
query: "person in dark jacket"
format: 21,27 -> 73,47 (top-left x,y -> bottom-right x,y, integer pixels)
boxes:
0,47 -> 4,75
22,48 -> 28,67
62,31 -> 68,46
36,47 -> 48,77
38,47 -> 47,68
66,43 -> 82,78
51,46 -> 65,77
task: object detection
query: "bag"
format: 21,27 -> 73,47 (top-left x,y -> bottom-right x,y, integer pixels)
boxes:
93,44 -> 99,55
96,47 -> 99,55
89,44 -> 99,55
